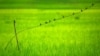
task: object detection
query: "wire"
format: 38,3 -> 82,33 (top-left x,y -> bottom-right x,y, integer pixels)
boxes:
4,3 -> 95,50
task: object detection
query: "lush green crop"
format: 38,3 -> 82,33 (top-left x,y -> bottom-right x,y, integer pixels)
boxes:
0,2 -> 100,56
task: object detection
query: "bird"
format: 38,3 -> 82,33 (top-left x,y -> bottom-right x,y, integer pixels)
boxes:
53,18 -> 56,21
40,23 -> 42,26
85,7 -> 88,10
81,9 -> 83,12
45,21 -> 48,24
48,20 -> 51,22
62,16 -> 65,18
92,3 -> 94,6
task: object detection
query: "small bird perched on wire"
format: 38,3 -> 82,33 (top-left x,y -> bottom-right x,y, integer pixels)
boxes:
81,9 -> 83,12
92,3 -> 95,6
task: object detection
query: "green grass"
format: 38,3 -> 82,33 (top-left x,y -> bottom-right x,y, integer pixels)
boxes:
0,3 -> 100,56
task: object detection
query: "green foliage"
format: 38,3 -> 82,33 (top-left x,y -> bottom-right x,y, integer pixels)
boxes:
0,3 -> 100,56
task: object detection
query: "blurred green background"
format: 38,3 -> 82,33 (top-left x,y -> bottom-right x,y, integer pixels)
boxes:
0,0 -> 100,8
0,0 -> 100,56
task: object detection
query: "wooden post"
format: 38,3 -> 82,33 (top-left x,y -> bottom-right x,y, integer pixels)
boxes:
14,20 -> 20,51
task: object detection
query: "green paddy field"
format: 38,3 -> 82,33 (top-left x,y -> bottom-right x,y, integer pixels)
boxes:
0,1 -> 100,56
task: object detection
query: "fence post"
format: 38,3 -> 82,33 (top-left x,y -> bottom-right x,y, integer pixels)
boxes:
14,20 -> 20,51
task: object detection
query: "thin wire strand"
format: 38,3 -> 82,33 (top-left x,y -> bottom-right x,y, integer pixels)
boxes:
4,3 -> 95,50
